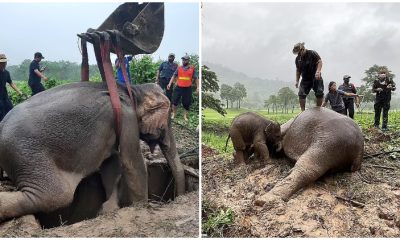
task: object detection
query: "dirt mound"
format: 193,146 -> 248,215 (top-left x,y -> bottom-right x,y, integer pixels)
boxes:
0,191 -> 199,238
0,122 -> 199,237
202,129 -> 400,237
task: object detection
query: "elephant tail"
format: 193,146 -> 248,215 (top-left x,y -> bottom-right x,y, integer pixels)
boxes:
224,134 -> 231,152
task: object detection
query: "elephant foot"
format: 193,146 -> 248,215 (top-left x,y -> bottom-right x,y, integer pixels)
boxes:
254,193 -> 286,212
99,198 -> 120,215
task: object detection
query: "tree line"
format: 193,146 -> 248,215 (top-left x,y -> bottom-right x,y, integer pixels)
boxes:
220,83 -> 247,109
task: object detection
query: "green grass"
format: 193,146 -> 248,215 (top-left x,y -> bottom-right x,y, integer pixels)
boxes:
202,201 -> 235,237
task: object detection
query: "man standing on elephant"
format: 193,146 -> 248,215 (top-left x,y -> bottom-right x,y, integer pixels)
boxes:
156,53 -> 178,102
372,69 -> 396,131
339,75 -> 357,119
167,54 -> 198,124
293,42 -> 324,111
28,52 -> 48,95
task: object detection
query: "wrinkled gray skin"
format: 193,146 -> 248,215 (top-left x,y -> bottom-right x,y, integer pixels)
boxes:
256,107 -> 363,205
227,112 -> 282,164
0,82 -> 185,221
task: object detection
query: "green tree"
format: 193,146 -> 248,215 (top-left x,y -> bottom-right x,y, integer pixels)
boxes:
264,95 -> 279,113
362,65 -> 395,88
202,65 -> 226,116
220,84 -> 233,109
277,87 -> 296,113
233,82 -> 247,109
130,55 -> 161,84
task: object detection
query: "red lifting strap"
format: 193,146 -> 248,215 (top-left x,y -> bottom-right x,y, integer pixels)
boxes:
99,37 -> 122,140
80,39 -> 89,81
115,45 -> 136,112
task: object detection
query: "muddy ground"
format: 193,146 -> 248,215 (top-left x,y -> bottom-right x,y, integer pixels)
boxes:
202,128 -> 400,237
0,122 -> 199,237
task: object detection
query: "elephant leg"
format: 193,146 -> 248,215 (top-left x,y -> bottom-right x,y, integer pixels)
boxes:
99,153 -> 122,213
160,126 -> 185,196
268,148 -> 329,201
119,116 -> 148,205
0,165 -> 82,221
253,141 -> 271,164
230,130 -> 246,164
233,150 -> 246,164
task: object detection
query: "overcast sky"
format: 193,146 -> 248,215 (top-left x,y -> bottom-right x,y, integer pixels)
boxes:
203,2 -> 400,87
0,2 -> 199,66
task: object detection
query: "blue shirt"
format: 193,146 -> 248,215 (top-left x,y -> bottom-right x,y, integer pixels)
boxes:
158,61 -> 178,80
115,56 -> 133,85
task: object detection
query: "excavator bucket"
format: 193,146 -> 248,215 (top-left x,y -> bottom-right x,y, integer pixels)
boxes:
79,2 -> 164,55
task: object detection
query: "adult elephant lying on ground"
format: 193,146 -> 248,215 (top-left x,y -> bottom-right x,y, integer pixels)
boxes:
256,107 -> 363,206
0,82 -> 185,221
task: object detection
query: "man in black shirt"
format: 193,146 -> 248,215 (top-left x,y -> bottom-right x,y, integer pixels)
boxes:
338,75 -> 357,119
293,42 -> 324,111
372,69 -> 396,131
28,52 -> 48,95
156,53 -> 178,102
0,53 -> 23,121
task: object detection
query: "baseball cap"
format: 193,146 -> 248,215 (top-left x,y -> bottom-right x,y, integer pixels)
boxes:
168,53 -> 175,57
0,54 -> 7,63
34,52 -> 45,59
343,75 -> 351,79
181,54 -> 190,60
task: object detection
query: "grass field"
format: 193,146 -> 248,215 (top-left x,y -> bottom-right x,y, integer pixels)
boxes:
203,107 -> 400,154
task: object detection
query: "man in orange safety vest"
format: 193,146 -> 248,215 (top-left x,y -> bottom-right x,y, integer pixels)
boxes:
167,54 -> 199,124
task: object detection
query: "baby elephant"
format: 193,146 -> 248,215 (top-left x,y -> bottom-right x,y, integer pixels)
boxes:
256,107 -> 364,206
225,112 -> 282,164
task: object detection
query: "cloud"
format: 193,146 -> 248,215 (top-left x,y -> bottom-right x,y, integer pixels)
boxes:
203,2 -> 400,86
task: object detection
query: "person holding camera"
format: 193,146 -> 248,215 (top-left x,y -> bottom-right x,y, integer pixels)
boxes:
28,52 -> 48,95
372,69 -> 396,131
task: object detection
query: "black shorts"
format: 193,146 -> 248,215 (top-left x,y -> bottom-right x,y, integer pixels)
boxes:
29,82 -> 45,95
173,86 -> 192,110
298,78 -> 324,99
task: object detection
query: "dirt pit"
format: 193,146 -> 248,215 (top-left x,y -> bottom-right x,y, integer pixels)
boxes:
202,128 -> 400,237
0,122 -> 199,237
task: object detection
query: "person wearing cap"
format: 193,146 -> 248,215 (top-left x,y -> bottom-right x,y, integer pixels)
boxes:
167,54 -> 198,123
115,55 -> 133,85
293,42 -> 324,111
0,54 -> 24,122
322,81 -> 358,114
156,53 -> 178,102
28,52 -> 48,95
372,69 -> 396,131
338,75 -> 357,119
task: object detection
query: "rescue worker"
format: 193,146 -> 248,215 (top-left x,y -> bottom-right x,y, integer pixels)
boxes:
322,81 -> 358,114
28,52 -> 48,95
293,42 -> 324,111
156,53 -> 178,102
167,54 -> 199,124
0,53 -> 24,121
338,75 -> 357,119
0,53 -> 23,180
372,69 -> 396,131
115,55 -> 133,85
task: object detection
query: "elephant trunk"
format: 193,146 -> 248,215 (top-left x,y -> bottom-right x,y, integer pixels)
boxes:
160,127 -> 186,196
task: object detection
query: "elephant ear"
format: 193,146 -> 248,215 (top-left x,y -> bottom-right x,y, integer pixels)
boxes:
137,88 -> 170,135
